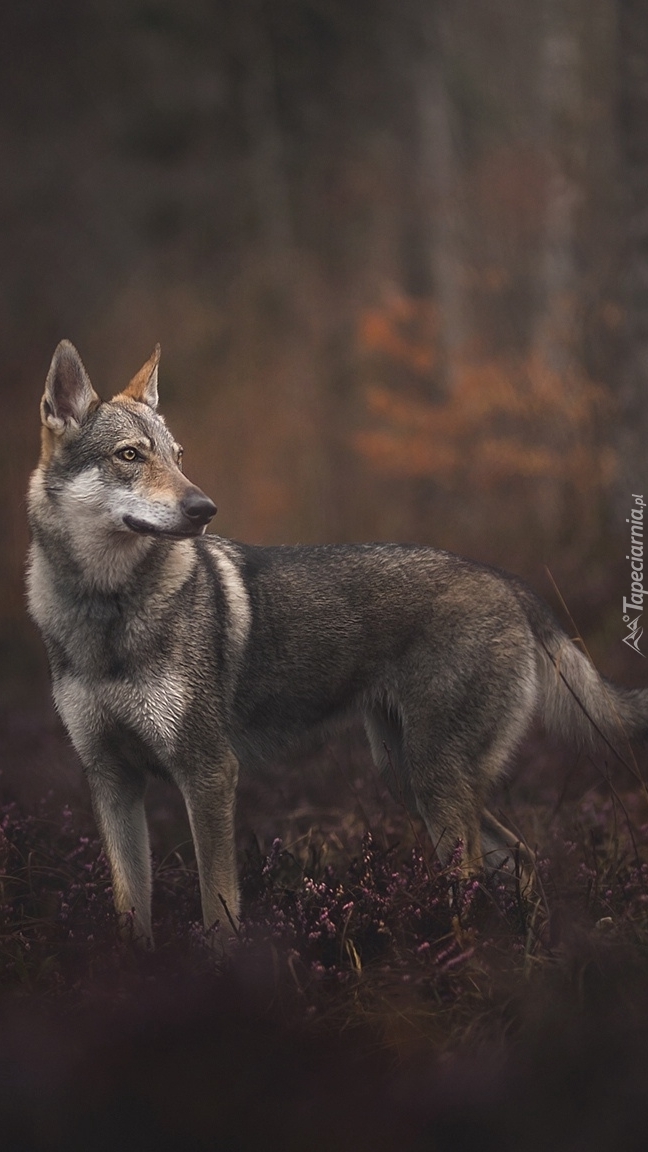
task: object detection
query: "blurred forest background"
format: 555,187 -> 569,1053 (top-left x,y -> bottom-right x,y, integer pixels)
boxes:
3,0 -> 648,701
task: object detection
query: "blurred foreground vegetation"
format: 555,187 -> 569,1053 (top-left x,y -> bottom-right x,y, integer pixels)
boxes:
0,723 -> 648,1148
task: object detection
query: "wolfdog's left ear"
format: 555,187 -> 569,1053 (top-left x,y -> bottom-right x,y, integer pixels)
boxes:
41,341 -> 101,433
117,345 -> 160,410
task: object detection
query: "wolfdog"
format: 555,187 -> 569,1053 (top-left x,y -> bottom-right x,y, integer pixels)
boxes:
27,341 -> 648,945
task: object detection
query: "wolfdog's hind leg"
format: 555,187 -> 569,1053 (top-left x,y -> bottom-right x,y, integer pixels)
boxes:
365,704 -> 484,867
364,702 -> 417,812
480,807 -> 535,884
396,719 -> 485,870
412,772 -> 484,873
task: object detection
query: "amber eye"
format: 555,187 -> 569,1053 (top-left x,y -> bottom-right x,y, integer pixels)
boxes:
177,448 -> 184,470
116,447 -> 140,462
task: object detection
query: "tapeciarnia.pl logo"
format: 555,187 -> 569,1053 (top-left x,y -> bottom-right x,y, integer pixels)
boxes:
623,493 -> 646,656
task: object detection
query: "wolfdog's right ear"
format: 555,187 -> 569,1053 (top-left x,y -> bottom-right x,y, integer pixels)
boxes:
41,341 -> 101,433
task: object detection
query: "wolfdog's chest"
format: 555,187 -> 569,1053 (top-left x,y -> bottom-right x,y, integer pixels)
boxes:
50,620 -> 191,763
28,546 -> 191,760
52,667 -> 190,766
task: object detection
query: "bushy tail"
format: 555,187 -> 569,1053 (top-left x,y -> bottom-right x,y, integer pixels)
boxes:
520,591 -> 648,750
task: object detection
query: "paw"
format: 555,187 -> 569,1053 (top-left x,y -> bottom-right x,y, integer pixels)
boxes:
116,908 -> 154,949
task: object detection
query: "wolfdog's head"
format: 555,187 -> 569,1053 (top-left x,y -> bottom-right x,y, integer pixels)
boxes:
34,341 -> 216,540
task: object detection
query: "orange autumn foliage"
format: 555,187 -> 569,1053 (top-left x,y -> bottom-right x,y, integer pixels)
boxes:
358,295 -> 439,376
354,295 -> 616,495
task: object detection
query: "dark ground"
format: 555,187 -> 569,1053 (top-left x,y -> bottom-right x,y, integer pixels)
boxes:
1,683 -> 648,1150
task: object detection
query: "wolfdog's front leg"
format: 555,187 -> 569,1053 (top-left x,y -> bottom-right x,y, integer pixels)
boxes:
86,765 -> 152,946
180,750 -> 240,943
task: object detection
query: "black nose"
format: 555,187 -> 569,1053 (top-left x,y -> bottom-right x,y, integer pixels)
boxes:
181,488 -> 217,526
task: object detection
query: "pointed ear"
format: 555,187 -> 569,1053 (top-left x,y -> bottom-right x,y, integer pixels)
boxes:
116,345 -> 160,410
41,341 -> 101,433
